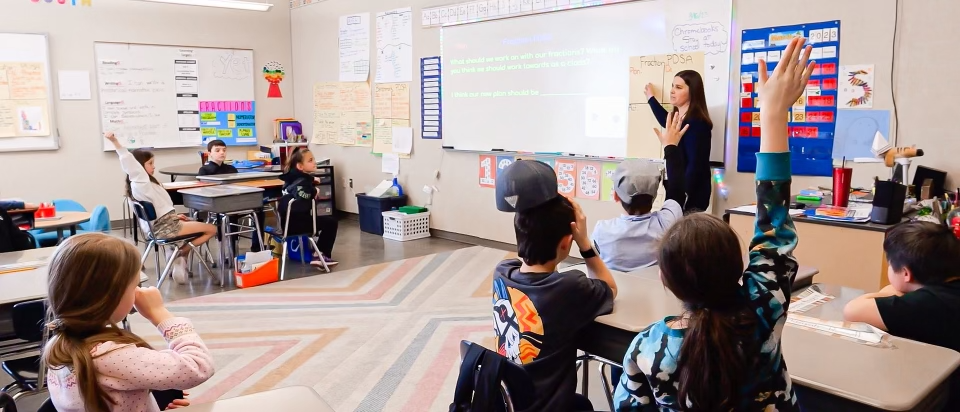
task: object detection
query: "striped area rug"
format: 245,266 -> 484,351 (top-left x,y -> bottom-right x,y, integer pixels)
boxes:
130,246 -> 512,412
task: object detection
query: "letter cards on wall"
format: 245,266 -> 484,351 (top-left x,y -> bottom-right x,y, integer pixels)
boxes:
737,21 -> 841,176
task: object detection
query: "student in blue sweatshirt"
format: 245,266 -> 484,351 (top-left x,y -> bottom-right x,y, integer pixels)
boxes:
614,37 -> 813,411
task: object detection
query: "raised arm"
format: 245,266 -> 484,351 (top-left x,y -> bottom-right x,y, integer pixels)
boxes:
654,112 -> 688,205
742,37 -> 814,314
105,132 -> 150,184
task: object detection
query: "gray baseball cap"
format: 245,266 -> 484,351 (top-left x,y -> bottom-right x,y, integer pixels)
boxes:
613,159 -> 662,201
495,160 -> 558,212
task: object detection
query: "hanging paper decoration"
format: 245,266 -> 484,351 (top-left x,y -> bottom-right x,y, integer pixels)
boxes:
479,155 -> 496,188
838,65 -> 874,108
576,161 -> 601,200
263,61 -> 285,98
554,159 -> 578,198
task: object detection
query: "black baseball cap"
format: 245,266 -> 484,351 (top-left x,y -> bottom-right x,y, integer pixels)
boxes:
495,160 -> 559,212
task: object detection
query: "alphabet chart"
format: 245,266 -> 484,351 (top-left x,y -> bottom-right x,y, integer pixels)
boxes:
736,21 -> 841,176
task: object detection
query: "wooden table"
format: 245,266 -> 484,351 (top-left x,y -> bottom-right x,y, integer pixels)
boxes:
178,386 -> 334,412
574,266 -> 960,411
34,211 -> 91,242
232,179 -> 283,189
0,247 -> 148,305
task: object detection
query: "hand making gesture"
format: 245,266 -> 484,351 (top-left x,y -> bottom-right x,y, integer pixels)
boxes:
654,111 -> 689,148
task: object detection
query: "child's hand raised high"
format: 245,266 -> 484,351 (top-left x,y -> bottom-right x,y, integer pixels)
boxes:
756,37 -> 814,112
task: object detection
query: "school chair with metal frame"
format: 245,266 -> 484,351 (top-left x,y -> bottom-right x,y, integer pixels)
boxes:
129,200 -> 216,287
278,198 -> 330,278
0,392 -> 17,412
452,340 -> 536,412
1,299 -> 46,402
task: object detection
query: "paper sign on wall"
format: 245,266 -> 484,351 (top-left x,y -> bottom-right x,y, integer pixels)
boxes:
576,161 -> 601,200
601,162 -> 618,202
375,7 -> 413,83
838,64 -> 874,109
554,159 -> 578,198
479,155 -> 496,188
339,13 -> 371,82
57,70 -> 91,100
496,155 -> 515,177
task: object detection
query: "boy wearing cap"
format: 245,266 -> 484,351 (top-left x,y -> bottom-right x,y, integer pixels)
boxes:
492,159 -> 619,412
592,111 -> 689,272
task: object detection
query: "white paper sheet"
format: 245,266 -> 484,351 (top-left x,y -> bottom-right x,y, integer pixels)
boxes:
375,7 -> 413,83
339,13 -> 371,82
391,126 -> 413,154
382,153 -> 400,174
57,70 -> 91,100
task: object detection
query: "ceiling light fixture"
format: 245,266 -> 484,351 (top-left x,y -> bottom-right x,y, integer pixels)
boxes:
133,0 -> 273,12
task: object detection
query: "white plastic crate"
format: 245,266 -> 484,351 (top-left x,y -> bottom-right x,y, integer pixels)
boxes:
382,211 -> 431,241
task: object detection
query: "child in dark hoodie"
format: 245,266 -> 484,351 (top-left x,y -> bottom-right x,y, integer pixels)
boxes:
278,148 -> 339,267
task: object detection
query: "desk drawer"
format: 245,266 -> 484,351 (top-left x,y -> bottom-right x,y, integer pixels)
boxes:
317,201 -> 333,216
183,192 -> 264,213
317,185 -> 333,200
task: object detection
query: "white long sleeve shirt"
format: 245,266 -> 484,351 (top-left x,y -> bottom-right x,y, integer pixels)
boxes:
117,149 -> 175,218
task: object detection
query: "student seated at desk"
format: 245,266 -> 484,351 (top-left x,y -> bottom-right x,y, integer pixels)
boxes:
44,234 -> 215,412
843,221 -> 960,410
278,148 -> 339,267
198,139 -> 239,175
199,139 -> 263,252
592,113 -> 687,272
613,37 -> 811,412
106,132 -> 217,284
0,199 -> 37,210
492,159 -> 618,412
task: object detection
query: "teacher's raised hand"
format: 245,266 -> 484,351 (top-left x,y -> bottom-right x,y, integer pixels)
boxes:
654,111 -> 688,148
644,83 -> 655,100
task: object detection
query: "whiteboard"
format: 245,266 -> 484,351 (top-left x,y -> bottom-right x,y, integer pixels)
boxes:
440,0 -> 732,162
94,43 -> 256,150
0,32 -> 59,152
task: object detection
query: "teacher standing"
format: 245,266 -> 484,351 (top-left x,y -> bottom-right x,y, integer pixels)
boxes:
645,70 -> 713,211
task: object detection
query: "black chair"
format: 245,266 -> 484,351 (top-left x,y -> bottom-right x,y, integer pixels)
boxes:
0,391 -> 17,412
277,198 -> 330,277
451,340 -> 535,412
129,200 -> 215,287
1,299 -> 46,401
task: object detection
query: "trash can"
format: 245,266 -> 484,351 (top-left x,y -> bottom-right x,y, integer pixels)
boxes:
356,194 -> 407,235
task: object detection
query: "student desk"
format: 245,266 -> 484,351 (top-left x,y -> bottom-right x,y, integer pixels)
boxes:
177,386 -> 334,412
574,267 -> 960,411
178,185 -> 265,284
34,211 -> 91,242
158,164 -> 278,182
196,172 -> 281,183
0,247 -> 148,305
725,208 -> 895,292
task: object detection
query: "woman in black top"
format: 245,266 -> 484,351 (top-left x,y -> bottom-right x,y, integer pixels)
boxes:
644,70 -> 713,211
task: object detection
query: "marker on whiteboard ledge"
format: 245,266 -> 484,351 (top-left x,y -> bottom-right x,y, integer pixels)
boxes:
442,145 -> 454,149
491,148 -> 505,152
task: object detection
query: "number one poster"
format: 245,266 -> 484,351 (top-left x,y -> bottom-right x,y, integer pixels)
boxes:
479,155 -> 496,188
576,161 -> 601,200
554,159 -> 578,198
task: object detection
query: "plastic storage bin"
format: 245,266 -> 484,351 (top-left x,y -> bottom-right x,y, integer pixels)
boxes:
356,194 -> 407,235
382,211 -> 431,241
235,258 -> 280,288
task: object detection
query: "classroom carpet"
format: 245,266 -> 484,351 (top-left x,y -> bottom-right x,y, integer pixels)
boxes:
129,245 -> 510,412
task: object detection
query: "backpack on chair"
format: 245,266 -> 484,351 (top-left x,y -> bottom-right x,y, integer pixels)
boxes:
0,207 -> 34,253
449,340 -> 535,412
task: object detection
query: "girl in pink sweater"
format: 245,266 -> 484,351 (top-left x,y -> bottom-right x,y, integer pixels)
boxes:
42,233 -> 215,411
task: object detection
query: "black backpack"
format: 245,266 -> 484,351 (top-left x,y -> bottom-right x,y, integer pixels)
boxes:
0,207 -> 34,253
449,341 -> 535,412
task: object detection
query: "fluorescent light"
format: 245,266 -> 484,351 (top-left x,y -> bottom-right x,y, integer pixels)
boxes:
133,0 -> 273,11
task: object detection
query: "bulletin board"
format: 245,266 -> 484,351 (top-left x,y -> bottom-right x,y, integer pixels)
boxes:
736,21 -> 841,176
0,32 -> 59,152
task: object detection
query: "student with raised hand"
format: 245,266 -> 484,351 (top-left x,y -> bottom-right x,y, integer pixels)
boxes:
492,159 -> 617,411
44,233 -> 215,411
106,132 -> 217,284
614,36 -> 813,411
843,221 -> 960,410
592,111 -> 688,272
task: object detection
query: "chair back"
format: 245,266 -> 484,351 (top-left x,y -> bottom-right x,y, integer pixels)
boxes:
450,340 -> 535,412
0,391 -> 18,412
12,299 -> 47,343
80,205 -> 111,233
51,199 -> 86,213
129,200 -> 158,239
281,198 -> 318,238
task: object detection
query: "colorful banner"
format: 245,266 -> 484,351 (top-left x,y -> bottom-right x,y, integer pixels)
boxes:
199,101 -> 256,146
479,155 -> 496,188
554,159 -> 577,198
601,162 -> 618,202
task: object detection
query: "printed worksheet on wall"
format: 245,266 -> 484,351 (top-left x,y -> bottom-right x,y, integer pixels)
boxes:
339,13 -> 370,82
375,7 -> 413,83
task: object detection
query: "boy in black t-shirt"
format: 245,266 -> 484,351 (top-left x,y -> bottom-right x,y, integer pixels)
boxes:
492,160 -> 619,412
844,221 -> 960,409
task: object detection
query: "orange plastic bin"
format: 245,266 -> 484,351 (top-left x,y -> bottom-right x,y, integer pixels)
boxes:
235,258 -> 280,289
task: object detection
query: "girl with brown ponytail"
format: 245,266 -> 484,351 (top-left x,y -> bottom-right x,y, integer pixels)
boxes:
613,36 -> 814,411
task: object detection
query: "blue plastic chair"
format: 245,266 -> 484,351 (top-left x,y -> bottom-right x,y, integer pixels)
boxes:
29,200 -> 108,247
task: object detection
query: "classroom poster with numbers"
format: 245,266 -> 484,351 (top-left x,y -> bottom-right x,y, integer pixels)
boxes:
737,21 -> 841,176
